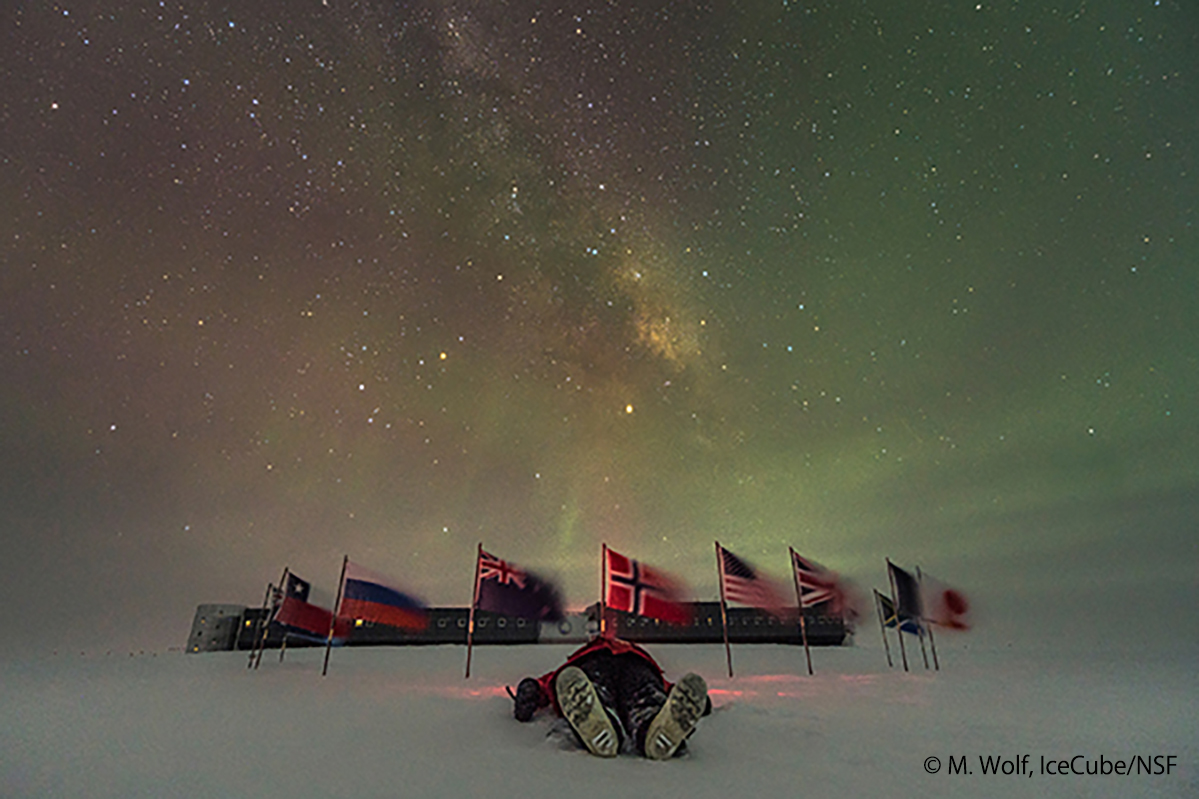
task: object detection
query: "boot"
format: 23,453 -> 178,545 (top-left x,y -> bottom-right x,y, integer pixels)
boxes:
643,673 -> 707,760
555,666 -> 620,757
512,677 -> 547,722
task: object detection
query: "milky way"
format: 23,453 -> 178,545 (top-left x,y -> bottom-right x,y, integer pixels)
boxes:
2,1 -> 1196,649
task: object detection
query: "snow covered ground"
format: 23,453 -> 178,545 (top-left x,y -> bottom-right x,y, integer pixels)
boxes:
2,632 -> 1195,798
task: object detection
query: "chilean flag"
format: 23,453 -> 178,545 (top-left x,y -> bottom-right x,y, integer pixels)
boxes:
339,561 -> 428,630
274,572 -> 351,639
605,547 -> 691,625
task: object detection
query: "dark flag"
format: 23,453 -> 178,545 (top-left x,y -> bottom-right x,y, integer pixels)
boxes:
476,550 -> 565,622
887,561 -> 924,629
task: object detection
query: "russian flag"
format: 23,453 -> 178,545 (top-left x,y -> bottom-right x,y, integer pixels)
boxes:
339,561 -> 428,630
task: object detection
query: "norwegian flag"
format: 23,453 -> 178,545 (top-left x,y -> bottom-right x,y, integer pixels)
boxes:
476,549 -> 564,622
791,550 -> 849,616
717,544 -> 791,617
604,547 -> 691,625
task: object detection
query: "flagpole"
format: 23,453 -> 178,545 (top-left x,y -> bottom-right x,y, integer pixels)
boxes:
254,566 -> 289,669
873,589 -> 894,668
248,576 -> 274,669
322,555 -> 349,677
465,542 -> 483,679
917,566 -> 940,671
599,543 -> 608,638
247,581 -> 269,668
788,547 -> 814,676
255,584 -> 273,668
714,542 -> 734,678
916,602 -> 931,670
886,558 -> 910,672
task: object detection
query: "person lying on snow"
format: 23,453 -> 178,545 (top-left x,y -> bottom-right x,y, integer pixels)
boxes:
508,635 -> 710,759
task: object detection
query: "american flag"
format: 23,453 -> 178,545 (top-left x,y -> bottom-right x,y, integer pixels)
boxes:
717,545 -> 790,616
791,550 -> 846,613
479,551 -> 527,589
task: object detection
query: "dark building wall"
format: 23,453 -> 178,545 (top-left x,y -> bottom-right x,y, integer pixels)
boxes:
601,602 -> 846,646
187,604 -> 245,653
192,601 -> 846,651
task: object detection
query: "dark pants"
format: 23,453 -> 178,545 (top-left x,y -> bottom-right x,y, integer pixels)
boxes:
571,650 -> 669,756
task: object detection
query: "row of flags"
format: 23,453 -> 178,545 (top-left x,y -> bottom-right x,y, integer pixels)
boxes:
871,559 -> 973,671
604,544 -> 856,625
879,560 -> 971,633
251,545 -> 968,675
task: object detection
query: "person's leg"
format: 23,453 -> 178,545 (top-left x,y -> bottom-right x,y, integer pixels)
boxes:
574,652 -> 620,715
612,656 -> 671,756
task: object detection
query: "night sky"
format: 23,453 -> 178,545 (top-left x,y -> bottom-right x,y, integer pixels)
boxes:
3,1 -> 1196,652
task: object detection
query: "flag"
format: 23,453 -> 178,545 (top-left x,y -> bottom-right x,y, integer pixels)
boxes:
275,573 -> 348,638
339,561 -> 428,630
476,550 -> 565,622
876,589 -> 921,635
717,545 -> 790,616
887,561 -> 923,626
919,570 -> 971,630
791,551 -> 850,615
605,547 -> 691,625
283,572 -> 310,603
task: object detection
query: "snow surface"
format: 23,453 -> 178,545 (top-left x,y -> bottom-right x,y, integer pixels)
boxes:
2,634 -> 1195,798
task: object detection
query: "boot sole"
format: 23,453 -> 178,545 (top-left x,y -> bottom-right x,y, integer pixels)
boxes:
556,666 -> 619,757
644,672 -> 707,760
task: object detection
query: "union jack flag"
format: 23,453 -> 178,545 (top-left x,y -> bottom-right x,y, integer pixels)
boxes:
791,550 -> 848,615
475,549 -> 563,621
479,551 -> 527,589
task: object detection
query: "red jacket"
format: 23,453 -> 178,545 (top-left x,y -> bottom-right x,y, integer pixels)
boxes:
536,636 -> 667,715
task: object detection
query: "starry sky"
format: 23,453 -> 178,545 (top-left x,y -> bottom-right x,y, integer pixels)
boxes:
2,1 -> 1196,652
